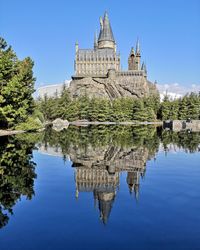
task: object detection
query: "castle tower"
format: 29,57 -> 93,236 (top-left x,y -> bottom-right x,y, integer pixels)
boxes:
141,62 -> 147,78
75,41 -> 79,53
135,39 -> 141,70
73,11 -> 120,78
94,31 -> 98,50
128,47 -> 135,70
98,12 -> 116,49
74,41 -> 79,74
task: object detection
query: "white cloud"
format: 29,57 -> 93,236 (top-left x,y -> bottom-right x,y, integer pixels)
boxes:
158,83 -> 200,101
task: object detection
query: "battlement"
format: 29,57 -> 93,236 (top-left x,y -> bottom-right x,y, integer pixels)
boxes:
117,70 -> 146,77
72,69 -> 147,80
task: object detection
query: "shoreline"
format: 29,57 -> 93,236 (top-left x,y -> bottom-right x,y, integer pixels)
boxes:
0,130 -> 25,137
0,122 -> 162,137
69,121 -> 163,126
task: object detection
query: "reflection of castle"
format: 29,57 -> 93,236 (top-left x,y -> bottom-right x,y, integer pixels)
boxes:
73,146 -> 148,223
75,168 -> 118,224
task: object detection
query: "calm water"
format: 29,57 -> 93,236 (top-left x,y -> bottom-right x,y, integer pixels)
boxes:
0,126 -> 200,250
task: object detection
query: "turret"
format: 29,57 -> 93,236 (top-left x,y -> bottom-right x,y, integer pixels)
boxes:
74,41 -> 79,74
141,61 -> 147,78
75,41 -> 79,53
98,12 -> 116,49
128,47 -> 135,70
94,31 -> 98,50
135,39 -> 141,70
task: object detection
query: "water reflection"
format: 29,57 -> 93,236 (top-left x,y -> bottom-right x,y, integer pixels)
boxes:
1,126 -> 200,228
0,134 -> 39,228
38,126 -> 200,223
72,145 -> 150,223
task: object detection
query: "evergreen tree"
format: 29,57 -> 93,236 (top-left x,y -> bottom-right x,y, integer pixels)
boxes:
159,95 -> 171,120
56,84 -> 71,119
187,93 -> 200,119
0,38 -> 35,128
178,96 -> 188,120
132,100 -> 148,121
168,100 -> 179,120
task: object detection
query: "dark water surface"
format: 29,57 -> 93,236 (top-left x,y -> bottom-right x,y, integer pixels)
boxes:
0,126 -> 200,250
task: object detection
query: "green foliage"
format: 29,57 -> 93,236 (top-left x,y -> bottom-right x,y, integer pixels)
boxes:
0,37 -> 35,128
158,92 -> 200,121
37,88 -> 159,122
15,117 -> 43,131
37,89 -> 200,123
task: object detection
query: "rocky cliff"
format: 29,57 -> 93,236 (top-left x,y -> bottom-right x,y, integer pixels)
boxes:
68,76 -> 159,100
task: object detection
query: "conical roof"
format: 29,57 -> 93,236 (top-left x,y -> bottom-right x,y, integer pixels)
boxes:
98,12 -> 115,42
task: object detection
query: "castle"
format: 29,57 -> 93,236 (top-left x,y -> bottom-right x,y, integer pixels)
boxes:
73,11 -> 147,79
69,12 -> 158,100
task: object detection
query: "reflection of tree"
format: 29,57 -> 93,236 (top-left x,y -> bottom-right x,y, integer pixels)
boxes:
0,134 -> 38,229
160,130 -> 200,153
41,125 -> 160,155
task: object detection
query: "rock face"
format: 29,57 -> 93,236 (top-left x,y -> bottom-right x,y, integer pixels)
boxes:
68,76 -> 159,100
52,118 -> 69,131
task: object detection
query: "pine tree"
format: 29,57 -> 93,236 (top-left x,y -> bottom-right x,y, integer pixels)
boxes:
132,100 -> 148,121
159,95 -> 171,120
187,93 -> 200,119
0,38 -> 35,128
178,96 -> 188,120
168,100 -> 179,120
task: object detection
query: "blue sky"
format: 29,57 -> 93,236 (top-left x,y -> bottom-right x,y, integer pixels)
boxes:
1,0 -> 200,89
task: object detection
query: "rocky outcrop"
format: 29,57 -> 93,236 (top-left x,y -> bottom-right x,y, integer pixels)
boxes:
52,118 -> 69,131
68,76 -> 159,100
164,120 -> 200,132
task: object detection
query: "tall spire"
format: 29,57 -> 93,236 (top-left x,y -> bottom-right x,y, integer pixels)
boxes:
136,38 -> 140,55
98,11 -> 115,49
98,12 -> 115,42
94,31 -> 98,49
141,61 -> 147,77
130,47 -> 135,56
141,62 -> 145,70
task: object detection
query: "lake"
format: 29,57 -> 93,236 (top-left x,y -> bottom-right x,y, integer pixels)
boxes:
0,126 -> 200,250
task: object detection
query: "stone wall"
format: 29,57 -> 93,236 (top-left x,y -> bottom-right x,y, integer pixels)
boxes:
172,120 -> 200,132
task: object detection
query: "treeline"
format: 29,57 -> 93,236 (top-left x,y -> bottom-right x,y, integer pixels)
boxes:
37,85 -> 200,122
159,93 -> 200,120
37,86 -> 160,122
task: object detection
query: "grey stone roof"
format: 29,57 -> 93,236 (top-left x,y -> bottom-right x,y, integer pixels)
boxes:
98,12 -> 115,42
